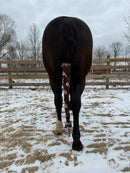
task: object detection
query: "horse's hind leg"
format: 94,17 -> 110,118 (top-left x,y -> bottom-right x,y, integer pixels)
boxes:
50,76 -> 63,135
71,78 -> 85,151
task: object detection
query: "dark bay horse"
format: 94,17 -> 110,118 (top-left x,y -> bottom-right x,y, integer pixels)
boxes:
42,16 -> 93,151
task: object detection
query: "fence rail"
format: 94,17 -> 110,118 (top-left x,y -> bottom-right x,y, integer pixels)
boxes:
0,58 -> 130,89
0,58 -> 129,64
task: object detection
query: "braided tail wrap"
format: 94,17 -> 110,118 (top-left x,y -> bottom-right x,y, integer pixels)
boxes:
62,63 -> 72,136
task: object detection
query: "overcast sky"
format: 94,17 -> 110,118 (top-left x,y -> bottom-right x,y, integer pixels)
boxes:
0,0 -> 130,48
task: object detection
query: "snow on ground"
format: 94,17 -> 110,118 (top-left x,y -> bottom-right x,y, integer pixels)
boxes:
0,88 -> 130,173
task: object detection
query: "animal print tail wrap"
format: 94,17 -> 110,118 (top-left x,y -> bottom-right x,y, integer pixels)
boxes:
62,63 -> 72,136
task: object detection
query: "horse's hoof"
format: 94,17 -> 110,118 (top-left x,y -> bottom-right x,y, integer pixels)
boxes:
72,140 -> 83,151
53,120 -> 63,135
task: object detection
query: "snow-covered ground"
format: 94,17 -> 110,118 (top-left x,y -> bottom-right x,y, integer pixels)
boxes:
0,88 -> 130,173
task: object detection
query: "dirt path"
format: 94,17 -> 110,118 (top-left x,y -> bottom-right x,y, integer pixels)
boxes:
0,88 -> 130,172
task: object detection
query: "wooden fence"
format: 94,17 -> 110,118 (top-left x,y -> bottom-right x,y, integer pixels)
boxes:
0,57 -> 130,89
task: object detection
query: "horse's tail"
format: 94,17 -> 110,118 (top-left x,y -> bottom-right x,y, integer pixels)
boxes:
62,63 -> 71,136
60,20 -> 77,135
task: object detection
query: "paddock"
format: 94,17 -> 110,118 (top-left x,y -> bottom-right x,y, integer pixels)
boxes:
0,88 -> 129,172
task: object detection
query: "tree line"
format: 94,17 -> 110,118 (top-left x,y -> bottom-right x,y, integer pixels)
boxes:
0,14 -> 41,61
0,13 -> 130,61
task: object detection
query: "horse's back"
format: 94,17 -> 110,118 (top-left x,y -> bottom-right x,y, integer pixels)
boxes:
42,16 -> 93,79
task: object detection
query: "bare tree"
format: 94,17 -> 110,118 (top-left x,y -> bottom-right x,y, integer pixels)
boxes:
124,45 -> 130,65
26,24 -> 41,61
110,42 -> 123,68
124,12 -> 130,45
0,14 -> 16,59
94,46 -> 106,59
125,44 -> 130,58
110,42 -> 123,59
16,41 -> 28,60
7,44 -> 17,61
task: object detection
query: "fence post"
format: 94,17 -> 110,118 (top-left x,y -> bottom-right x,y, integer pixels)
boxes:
7,57 -> 13,89
106,55 -> 110,89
